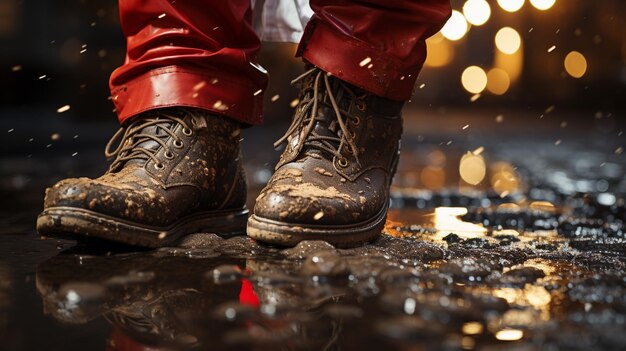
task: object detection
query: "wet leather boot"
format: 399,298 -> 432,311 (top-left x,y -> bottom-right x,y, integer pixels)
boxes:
37,108 -> 248,248
248,67 -> 403,247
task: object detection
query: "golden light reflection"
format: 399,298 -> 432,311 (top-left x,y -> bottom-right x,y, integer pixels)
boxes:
523,258 -> 556,276
383,218 -> 406,238
490,162 -> 521,195
495,27 -> 522,54
459,152 -> 487,185
463,0 -> 491,26
461,336 -> 475,349
495,329 -> 524,341
486,68 -> 511,95
462,321 -> 484,335
441,10 -> 469,41
461,66 -> 488,94
564,51 -> 587,78
492,284 -> 552,321
434,207 -> 487,237
492,229 -> 520,237
497,0 -> 525,13
530,0 -> 556,11
525,285 -> 552,309
529,201 -> 556,213
497,203 -> 521,212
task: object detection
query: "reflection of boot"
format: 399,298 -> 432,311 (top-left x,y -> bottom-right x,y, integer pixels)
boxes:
243,258 -> 349,350
248,67 -> 403,247
36,247 -> 244,349
37,108 -> 248,248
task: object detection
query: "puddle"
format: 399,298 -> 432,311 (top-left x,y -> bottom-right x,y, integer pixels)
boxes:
1,137 -> 625,350
19,202 -> 623,350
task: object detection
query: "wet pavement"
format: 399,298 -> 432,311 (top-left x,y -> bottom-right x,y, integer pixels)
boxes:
1,112 -> 626,350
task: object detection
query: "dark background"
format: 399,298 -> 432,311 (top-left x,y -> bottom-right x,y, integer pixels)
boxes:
0,0 -> 625,123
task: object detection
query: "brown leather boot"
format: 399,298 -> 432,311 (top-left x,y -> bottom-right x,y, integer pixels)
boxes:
248,67 -> 403,247
37,108 -> 248,247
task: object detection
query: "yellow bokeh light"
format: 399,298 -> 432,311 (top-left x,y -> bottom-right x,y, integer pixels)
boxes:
495,329 -> 524,341
495,47 -> 523,82
461,66 -> 488,94
487,68 -> 511,95
441,10 -> 469,41
463,0 -> 491,26
420,166 -> 446,190
495,27 -> 522,54
491,162 -> 521,195
425,33 -> 454,68
530,0 -> 556,11
459,152 -> 487,185
564,51 -> 587,78
462,322 -> 484,335
497,0 -> 525,12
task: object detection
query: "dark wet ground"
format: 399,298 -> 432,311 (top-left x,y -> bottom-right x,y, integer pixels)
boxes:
1,111 -> 626,350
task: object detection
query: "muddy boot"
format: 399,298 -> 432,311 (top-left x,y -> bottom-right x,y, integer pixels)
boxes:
248,67 -> 403,247
37,108 -> 248,248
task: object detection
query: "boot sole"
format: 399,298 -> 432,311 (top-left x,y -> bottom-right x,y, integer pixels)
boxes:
246,204 -> 388,248
37,206 -> 248,248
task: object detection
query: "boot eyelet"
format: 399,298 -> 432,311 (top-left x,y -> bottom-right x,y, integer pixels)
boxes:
356,100 -> 366,111
164,151 -> 174,159
173,140 -> 184,148
352,116 -> 361,126
154,163 -> 164,170
338,158 -> 349,168
182,127 -> 193,136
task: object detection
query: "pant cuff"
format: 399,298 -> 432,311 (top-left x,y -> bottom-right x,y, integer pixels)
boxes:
297,19 -> 421,101
110,65 -> 263,125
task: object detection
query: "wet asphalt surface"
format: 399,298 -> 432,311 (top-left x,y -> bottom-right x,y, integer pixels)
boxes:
1,111 -> 626,350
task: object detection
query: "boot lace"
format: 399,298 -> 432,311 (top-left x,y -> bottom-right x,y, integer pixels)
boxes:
274,67 -> 364,167
104,110 -> 192,172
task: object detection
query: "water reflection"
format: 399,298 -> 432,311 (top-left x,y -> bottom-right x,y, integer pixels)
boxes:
36,245 -> 364,350
37,249 -> 244,349
433,207 -> 488,238
32,211 -> 626,351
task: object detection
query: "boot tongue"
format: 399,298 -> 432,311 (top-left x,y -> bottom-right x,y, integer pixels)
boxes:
124,119 -> 176,167
302,76 -> 354,158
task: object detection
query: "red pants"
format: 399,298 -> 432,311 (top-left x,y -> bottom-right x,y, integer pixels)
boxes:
110,0 -> 451,125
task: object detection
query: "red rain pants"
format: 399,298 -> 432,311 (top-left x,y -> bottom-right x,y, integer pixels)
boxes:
110,0 -> 451,125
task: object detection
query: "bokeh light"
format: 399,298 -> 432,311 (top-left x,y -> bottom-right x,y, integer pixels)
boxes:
441,10 -> 469,41
491,162 -> 521,195
564,51 -> 587,78
497,0 -> 525,13
487,68 -> 511,95
461,66 -> 488,94
424,33 -> 454,68
459,152 -> 487,185
495,47 -> 524,82
495,27 -> 522,54
463,0 -> 491,26
495,329 -> 524,341
462,322 -> 484,335
421,166 -> 446,189
530,0 -> 556,11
